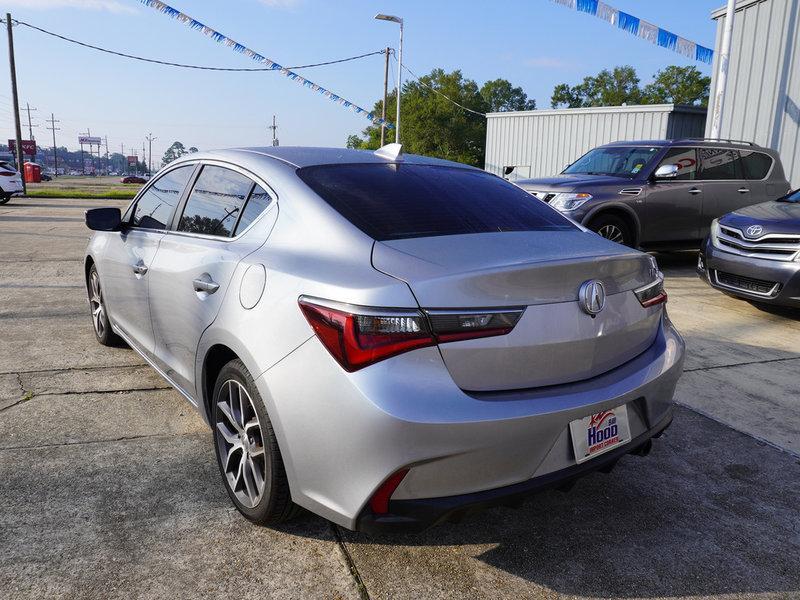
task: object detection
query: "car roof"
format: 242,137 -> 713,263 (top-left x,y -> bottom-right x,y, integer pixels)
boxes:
599,138 -> 773,152
193,146 -> 480,170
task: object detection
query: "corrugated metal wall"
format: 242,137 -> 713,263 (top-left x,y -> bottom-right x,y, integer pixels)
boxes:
706,0 -> 800,187
485,105 -> 707,180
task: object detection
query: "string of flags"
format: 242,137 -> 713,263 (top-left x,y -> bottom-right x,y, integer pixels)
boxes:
138,0 -> 392,129
551,0 -> 714,65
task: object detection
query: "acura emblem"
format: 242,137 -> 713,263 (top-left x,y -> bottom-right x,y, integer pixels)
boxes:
579,280 -> 606,315
746,224 -> 763,238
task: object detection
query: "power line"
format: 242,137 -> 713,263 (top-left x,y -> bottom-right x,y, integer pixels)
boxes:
399,62 -> 487,118
13,19 -> 386,72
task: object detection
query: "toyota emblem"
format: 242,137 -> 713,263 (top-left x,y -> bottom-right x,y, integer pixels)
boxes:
579,280 -> 606,315
746,224 -> 763,238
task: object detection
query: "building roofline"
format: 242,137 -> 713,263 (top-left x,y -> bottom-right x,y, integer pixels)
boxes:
711,0 -> 766,19
486,104 -> 707,118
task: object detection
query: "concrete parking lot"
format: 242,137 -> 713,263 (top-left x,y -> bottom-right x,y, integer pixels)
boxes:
1,197 -> 799,599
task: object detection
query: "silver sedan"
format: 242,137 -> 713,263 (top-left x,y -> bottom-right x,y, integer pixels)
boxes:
83,145 -> 685,532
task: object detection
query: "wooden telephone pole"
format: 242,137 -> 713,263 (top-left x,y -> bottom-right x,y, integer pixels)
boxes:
6,13 -> 25,193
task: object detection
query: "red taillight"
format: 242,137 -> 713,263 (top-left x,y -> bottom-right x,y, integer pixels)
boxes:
634,278 -> 668,308
0,171 -> 16,177
298,297 -> 524,372
298,299 -> 435,372
369,468 -> 409,514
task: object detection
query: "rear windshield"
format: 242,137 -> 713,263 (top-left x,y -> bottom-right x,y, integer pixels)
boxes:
297,163 -> 575,241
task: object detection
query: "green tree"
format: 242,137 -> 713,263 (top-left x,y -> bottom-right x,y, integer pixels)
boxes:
162,141 -> 188,165
480,78 -> 536,112
345,135 -> 364,149
642,65 -> 711,106
551,66 -> 642,108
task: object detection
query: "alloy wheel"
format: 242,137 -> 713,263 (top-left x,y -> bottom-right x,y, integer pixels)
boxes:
89,271 -> 106,338
215,380 -> 267,509
597,224 -> 625,244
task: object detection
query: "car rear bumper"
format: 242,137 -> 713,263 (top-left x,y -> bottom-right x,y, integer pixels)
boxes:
256,314 -> 685,532
357,410 -> 673,533
698,238 -> 800,307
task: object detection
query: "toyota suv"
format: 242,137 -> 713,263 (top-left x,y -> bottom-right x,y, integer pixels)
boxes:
516,139 -> 790,249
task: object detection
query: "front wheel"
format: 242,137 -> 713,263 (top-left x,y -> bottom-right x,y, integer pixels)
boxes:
87,264 -> 123,346
212,359 -> 299,525
0,193 -> 10,205
588,214 -> 634,247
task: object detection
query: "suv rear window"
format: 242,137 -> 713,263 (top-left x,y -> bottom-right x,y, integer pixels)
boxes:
297,163 -> 575,241
740,151 -> 773,180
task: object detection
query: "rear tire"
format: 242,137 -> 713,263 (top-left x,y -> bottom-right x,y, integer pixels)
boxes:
588,214 -> 634,247
87,264 -> 123,346
212,359 -> 299,525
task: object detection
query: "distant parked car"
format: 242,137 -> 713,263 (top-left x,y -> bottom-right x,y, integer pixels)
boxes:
83,146 -> 684,532
0,160 -> 24,204
517,139 -> 791,249
40,172 -> 53,182
121,175 -> 147,184
698,188 -> 800,307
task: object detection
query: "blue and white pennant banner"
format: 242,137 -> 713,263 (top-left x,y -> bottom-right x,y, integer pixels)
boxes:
139,0 -> 392,128
551,0 -> 714,65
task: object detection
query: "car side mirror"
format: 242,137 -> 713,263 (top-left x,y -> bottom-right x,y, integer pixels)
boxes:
85,207 -> 122,231
653,164 -> 679,179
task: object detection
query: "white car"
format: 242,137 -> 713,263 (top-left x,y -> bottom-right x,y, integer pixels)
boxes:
0,160 -> 24,204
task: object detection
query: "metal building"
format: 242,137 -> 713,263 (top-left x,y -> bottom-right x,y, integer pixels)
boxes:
706,0 -> 800,187
485,104 -> 707,181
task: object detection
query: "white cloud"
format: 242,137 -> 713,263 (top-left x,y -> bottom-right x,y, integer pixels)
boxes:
4,0 -> 136,13
524,56 -> 572,69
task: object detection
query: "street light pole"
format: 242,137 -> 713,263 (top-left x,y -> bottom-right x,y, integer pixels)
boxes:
146,133 -> 156,175
710,0 -> 736,139
375,13 -> 403,144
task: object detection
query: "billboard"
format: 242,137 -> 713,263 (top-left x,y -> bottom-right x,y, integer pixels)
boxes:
7,139 -> 36,155
78,136 -> 102,146
127,155 -> 138,166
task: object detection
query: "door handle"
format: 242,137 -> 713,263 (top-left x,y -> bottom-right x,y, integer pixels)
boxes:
688,188 -> 702,195
738,187 -> 750,193
132,262 -> 148,275
193,277 -> 220,294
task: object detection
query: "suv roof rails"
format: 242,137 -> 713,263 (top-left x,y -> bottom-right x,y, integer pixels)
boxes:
676,137 -> 758,147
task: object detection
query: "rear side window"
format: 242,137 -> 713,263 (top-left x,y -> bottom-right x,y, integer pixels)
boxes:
740,151 -> 773,180
297,163 -> 575,241
179,166 -> 254,237
698,148 -> 743,180
657,148 -> 698,180
234,184 -> 273,235
131,165 -> 194,229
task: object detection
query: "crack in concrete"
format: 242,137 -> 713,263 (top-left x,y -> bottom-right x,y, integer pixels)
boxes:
0,363 -> 145,376
0,430 -> 207,452
331,523 -> 370,600
33,385 -> 171,398
683,355 -> 800,373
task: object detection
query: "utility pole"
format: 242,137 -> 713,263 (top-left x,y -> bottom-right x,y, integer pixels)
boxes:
46,113 -> 60,177
142,141 -> 146,176
710,0 -> 736,139
6,13 -> 26,193
145,133 -> 156,175
24,102 -> 37,140
380,47 -> 390,146
103,136 -> 109,175
268,116 -> 279,146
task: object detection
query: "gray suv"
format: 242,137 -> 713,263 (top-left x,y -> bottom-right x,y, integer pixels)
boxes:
517,139 -> 791,248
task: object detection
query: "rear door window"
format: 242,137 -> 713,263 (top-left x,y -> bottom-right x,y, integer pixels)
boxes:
656,148 -> 698,180
739,151 -> 773,180
178,165 -> 254,237
130,165 -> 194,230
234,184 -> 273,235
698,148 -> 743,180
297,163 -> 575,241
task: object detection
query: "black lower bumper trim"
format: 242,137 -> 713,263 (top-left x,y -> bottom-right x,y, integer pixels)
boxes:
356,411 -> 674,534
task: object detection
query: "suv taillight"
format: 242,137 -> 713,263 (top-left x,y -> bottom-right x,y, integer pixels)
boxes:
299,297 -> 523,372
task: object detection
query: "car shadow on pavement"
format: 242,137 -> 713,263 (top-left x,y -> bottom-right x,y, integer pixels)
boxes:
328,408 -> 800,598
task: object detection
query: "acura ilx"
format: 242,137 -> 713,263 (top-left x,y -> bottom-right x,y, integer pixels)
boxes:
84,145 -> 685,532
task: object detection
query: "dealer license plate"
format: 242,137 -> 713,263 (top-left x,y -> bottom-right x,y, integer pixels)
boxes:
569,405 -> 631,464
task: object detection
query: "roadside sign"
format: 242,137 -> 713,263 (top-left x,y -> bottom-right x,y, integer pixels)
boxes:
78,136 -> 102,146
127,155 -> 138,166
8,139 -> 36,155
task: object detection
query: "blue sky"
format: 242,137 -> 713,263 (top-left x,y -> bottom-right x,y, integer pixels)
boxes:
0,0 -> 722,161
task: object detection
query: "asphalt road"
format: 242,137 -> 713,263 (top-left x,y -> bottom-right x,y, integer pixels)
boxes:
1,197 -> 799,600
